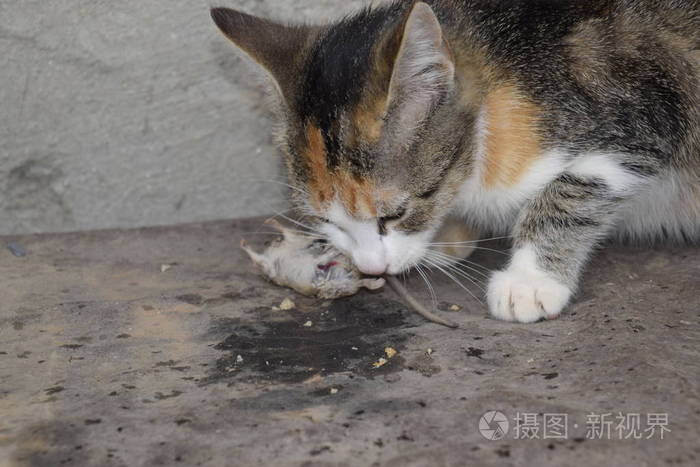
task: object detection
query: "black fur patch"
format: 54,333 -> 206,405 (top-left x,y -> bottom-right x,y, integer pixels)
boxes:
296,3 -> 407,170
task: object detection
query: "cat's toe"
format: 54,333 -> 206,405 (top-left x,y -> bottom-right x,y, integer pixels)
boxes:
487,269 -> 572,323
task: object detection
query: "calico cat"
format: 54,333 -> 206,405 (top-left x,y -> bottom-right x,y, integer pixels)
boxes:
211,0 -> 700,323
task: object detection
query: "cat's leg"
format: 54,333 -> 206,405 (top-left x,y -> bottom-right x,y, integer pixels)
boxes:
431,216 -> 480,261
488,170 -> 637,323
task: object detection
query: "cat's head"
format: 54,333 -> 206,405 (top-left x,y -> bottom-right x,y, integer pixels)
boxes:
212,2 -> 477,275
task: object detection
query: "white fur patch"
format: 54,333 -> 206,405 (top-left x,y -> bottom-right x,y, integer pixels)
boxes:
456,148 -> 568,233
487,245 -> 572,323
383,228 -> 434,275
568,153 -> 643,195
614,168 -> 700,243
320,201 -> 433,275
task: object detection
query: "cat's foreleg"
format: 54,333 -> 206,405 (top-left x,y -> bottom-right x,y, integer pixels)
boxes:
487,171 -> 631,323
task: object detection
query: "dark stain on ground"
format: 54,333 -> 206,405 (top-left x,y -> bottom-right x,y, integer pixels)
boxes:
11,421 -> 87,467
465,347 -> 485,358
59,344 -> 83,350
154,390 -> 183,400
155,360 -> 178,367
176,294 -> 204,305
203,295 -> 420,385
309,385 -> 345,397
406,354 -> 442,377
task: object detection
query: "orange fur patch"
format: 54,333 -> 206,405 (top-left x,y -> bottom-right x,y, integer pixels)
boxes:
336,172 -> 377,218
304,125 -> 334,206
304,125 -> 377,218
482,85 -> 543,187
353,96 -> 386,145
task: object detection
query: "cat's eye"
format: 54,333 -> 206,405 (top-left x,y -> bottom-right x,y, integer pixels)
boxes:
378,207 -> 407,235
380,209 -> 406,223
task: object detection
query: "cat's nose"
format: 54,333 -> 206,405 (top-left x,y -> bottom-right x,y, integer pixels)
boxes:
353,253 -> 388,276
358,264 -> 387,276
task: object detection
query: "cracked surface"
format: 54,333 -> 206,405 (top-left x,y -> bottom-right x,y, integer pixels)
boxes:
1,218 -> 699,466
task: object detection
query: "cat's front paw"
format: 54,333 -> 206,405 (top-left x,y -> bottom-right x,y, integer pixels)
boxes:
487,249 -> 572,323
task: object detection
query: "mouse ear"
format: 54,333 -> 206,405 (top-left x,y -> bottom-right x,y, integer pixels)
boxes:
264,218 -> 294,240
240,239 -> 270,270
360,278 -> 386,291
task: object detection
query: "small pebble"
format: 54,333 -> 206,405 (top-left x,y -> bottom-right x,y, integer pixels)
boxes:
449,304 -> 461,312
385,347 -> 397,359
372,358 -> 388,369
160,264 -> 172,273
303,321 -> 313,327
426,348 -> 434,356
236,355 -> 244,364
7,243 -> 27,257
330,388 -> 339,395
279,298 -> 296,310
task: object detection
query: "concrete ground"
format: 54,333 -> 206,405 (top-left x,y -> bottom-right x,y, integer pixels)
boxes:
1,0 -> 371,236
1,218 -> 699,466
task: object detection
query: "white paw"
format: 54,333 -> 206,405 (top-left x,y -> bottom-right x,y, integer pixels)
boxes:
487,247 -> 572,323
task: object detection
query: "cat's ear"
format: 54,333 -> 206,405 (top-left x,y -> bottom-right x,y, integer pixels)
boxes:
384,2 -> 455,140
211,7 -> 313,99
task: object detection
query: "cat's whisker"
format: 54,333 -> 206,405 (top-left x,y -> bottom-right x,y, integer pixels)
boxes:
414,264 -> 439,311
429,234 -> 514,244
239,230 -> 325,240
425,250 -> 494,275
429,244 -> 511,256
265,209 -> 324,235
446,261 -> 492,283
420,258 -> 485,306
247,178 -> 312,197
423,255 -> 487,292
424,251 -> 491,283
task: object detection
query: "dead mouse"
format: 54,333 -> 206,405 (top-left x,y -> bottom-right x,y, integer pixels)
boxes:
241,219 -> 385,299
241,219 -> 458,328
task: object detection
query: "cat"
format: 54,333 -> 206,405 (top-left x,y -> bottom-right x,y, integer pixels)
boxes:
211,0 -> 700,323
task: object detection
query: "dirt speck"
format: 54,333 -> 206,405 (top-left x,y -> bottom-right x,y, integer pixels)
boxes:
154,390 -> 183,400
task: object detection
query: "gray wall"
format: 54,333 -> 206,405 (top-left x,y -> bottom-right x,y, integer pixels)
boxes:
0,0 -> 370,235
